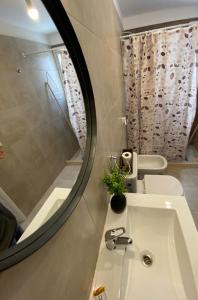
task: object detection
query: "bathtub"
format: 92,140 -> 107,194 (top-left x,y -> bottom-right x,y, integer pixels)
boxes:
18,187 -> 71,243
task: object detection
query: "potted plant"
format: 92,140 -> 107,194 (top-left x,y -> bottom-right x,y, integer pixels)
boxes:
102,166 -> 127,213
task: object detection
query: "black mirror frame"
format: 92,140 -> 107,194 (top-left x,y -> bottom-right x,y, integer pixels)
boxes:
0,0 -> 96,270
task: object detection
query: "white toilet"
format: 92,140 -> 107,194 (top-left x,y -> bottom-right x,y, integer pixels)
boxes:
125,152 -> 183,196
139,175 -> 183,196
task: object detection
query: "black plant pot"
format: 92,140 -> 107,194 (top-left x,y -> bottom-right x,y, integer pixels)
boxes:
110,194 -> 126,214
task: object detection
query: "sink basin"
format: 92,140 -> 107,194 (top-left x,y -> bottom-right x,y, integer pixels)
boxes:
90,194 -> 198,300
121,205 -> 197,300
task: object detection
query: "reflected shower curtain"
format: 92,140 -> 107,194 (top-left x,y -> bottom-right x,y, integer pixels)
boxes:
60,50 -> 87,151
122,24 -> 198,160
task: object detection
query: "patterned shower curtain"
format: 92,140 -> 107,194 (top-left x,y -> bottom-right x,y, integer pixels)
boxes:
60,50 -> 87,151
122,24 -> 198,160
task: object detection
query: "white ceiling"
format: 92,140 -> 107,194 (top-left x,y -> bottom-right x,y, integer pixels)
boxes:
116,0 -> 198,17
0,0 -> 57,34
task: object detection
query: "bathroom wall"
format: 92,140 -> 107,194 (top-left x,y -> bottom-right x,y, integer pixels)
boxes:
0,1 -> 125,299
122,4 -> 198,29
0,35 -> 79,216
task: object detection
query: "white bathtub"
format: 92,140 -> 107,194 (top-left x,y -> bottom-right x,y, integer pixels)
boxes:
18,187 -> 71,243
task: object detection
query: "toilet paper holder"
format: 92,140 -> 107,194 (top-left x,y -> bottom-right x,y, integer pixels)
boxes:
120,149 -> 133,174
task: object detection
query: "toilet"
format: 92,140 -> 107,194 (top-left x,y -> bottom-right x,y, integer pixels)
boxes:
125,152 -> 183,196
143,175 -> 183,195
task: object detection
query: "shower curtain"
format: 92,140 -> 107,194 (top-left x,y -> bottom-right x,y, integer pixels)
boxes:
122,24 -> 198,160
60,50 -> 87,151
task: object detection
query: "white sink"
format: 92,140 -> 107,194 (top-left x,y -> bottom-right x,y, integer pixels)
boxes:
90,194 -> 198,300
122,206 -> 197,300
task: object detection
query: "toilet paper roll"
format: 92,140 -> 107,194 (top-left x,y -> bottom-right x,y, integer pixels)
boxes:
122,152 -> 132,166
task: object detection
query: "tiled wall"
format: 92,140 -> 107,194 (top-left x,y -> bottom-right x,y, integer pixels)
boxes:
0,35 -> 79,216
0,1 -> 126,299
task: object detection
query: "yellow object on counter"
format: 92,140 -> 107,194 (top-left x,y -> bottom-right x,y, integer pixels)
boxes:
93,286 -> 107,300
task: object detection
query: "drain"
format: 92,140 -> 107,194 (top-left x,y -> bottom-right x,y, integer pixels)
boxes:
142,254 -> 153,267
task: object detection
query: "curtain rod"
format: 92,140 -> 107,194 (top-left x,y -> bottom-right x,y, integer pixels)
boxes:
121,21 -> 198,39
51,43 -> 64,49
22,45 -> 66,57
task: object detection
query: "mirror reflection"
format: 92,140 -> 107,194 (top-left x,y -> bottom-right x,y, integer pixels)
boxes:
0,0 -> 86,250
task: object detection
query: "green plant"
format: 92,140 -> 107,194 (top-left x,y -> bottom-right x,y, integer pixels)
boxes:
102,166 -> 127,196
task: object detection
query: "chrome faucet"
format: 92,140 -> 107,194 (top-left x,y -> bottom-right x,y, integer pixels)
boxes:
105,227 -> 132,250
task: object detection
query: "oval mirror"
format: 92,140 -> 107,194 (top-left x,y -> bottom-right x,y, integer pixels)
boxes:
0,0 -> 96,270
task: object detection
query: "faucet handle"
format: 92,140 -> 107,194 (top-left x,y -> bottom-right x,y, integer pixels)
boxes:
105,227 -> 125,241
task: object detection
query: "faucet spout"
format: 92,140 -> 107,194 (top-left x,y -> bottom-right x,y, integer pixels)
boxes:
105,227 -> 133,250
115,236 -> 132,246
